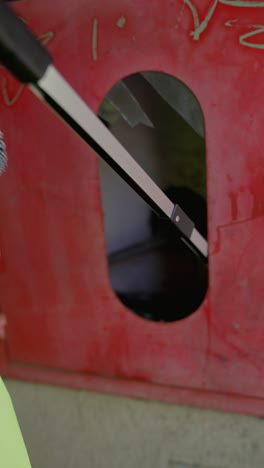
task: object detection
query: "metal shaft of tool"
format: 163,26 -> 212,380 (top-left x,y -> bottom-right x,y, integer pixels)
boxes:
30,66 -> 208,259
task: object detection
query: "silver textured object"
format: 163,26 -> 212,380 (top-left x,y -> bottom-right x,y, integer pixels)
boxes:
0,131 -> 7,176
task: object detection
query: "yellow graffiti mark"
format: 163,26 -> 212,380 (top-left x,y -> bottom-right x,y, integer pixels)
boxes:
92,18 -> 99,61
1,78 -> 24,107
219,0 -> 264,6
239,25 -> 264,48
224,18 -> 238,27
184,0 -> 264,49
184,0 -> 200,30
184,0 -> 219,40
38,31 -> 54,47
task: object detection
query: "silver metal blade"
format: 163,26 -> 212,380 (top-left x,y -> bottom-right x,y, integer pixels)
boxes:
30,65 -> 208,259
190,228 -> 208,258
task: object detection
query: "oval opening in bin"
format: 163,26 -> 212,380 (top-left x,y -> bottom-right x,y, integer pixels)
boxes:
98,71 -> 208,322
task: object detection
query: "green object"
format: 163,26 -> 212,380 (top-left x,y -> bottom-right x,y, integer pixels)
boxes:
0,378 -> 31,467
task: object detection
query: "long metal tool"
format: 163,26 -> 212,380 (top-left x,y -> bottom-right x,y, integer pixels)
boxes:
0,0 -> 208,259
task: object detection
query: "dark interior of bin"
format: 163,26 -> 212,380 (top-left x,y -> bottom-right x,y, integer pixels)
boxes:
98,71 -> 208,322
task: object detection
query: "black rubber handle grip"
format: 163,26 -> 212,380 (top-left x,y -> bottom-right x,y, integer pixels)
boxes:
0,0 -> 52,83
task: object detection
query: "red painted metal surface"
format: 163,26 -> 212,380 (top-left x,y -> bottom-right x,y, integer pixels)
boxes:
0,0 -> 264,415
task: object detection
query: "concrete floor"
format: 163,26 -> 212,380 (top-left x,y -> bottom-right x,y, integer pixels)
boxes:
6,379 -> 264,468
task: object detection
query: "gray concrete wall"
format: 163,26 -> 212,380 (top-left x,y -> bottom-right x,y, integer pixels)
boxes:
6,379 -> 264,468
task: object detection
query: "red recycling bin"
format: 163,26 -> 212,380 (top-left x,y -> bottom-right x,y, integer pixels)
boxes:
0,0 -> 264,415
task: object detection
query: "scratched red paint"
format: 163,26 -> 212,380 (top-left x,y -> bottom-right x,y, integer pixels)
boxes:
0,0 -> 264,415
